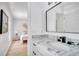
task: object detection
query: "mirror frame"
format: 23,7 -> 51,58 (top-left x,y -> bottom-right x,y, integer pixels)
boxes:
46,2 -> 62,32
0,9 -> 8,34
46,2 -> 79,34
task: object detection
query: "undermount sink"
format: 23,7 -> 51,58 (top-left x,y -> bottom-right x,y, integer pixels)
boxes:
37,40 -> 72,52
47,41 -> 72,55
48,41 -> 70,49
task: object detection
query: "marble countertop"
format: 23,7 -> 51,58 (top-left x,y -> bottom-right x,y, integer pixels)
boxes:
33,38 -> 79,56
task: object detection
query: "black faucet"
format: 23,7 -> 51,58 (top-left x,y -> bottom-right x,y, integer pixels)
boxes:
60,36 -> 66,43
67,41 -> 74,45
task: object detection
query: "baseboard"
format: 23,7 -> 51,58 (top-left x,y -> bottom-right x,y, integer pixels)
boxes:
4,40 -> 12,56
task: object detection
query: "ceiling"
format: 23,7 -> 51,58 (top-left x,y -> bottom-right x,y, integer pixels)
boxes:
9,2 -> 28,19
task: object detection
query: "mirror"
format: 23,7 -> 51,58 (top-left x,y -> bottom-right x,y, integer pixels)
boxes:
46,7 -> 56,32
0,9 -> 8,34
46,2 -> 79,33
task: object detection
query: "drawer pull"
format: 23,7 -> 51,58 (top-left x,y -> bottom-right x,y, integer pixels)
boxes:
33,51 -> 36,55
33,43 -> 36,46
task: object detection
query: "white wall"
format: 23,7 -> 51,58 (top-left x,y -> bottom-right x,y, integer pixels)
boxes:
30,3 -> 42,34
13,18 -> 27,39
0,2 -> 13,55
30,2 -> 48,35
9,2 -> 28,40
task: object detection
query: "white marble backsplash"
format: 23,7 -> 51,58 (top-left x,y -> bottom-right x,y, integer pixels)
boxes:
32,34 -> 79,46
32,34 -> 48,39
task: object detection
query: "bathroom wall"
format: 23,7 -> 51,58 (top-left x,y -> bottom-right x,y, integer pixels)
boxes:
30,2 -> 42,34
30,2 -> 48,35
0,2 -> 13,55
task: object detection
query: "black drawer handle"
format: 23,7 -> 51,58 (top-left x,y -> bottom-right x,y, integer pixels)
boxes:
33,51 -> 36,55
33,43 -> 36,46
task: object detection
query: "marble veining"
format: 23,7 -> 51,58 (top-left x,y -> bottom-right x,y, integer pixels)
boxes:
32,35 -> 79,56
